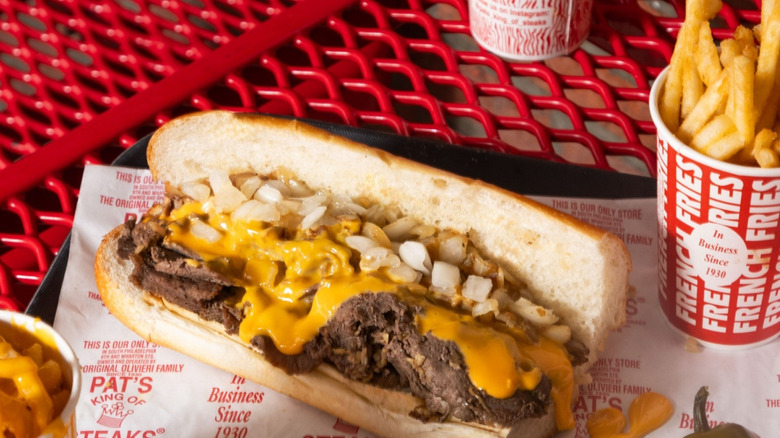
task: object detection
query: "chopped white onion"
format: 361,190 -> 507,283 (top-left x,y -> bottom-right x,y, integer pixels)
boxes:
438,235 -> 468,265
410,224 -> 436,239
430,261 -> 460,294
398,241 -> 432,275
543,325 -> 572,344
383,216 -> 418,241
207,171 -> 247,213
510,297 -> 559,326
469,251 -> 495,276
361,222 -> 392,248
208,171 -> 233,193
362,205 -> 389,226
190,219 -> 222,243
385,263 -> 422,284
462,275 -> 493,302
360,247 -> 401,271
277,199 -> 301,215
472,298 -> 499,317
331,194 -> 368,216
286,178 -> 313,197
180,182 -> 211,202
491,288 -> 513,309
255,184 -> 284,204
214,186 -> 247,213
301,205 -> 327,229
231,173 -> 254,189
264,179 -> 291,197
239,176 -> 263,199
231,200 -> 280,223
299,194 -> 329,216
342,202 -> 368,216
345,235 -> 380,254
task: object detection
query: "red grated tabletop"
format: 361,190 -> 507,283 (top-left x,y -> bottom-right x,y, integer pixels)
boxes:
0,0 -> 761,311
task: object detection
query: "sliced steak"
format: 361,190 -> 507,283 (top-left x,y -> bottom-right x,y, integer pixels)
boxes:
115,207 -> 572,429
322,293 -> 551,426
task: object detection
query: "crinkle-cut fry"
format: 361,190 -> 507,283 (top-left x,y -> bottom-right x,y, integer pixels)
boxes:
690,114 -> 737,152
755,0 -> 780,115
678,69 -> 729,144
661,0 -> 720,132
701,131 -> 745,161
696,22 -> 722,87
731,55 -> 756,145
682,60 -> 704,118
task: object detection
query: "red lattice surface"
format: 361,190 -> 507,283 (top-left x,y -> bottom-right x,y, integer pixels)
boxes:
0,0 -> 762,310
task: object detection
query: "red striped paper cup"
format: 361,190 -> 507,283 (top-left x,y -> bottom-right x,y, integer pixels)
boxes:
651,68 -> 780,349
469,0 -> 593,61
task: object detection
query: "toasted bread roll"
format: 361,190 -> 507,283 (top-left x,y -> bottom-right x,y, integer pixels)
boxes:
96,110 -> 631,437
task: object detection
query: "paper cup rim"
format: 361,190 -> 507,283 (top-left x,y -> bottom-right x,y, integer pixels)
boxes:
650,66 -> 780,177
0,309 -> 81,433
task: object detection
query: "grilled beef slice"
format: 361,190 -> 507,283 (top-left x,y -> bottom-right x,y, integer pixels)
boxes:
117,218 -> 576,427
117,219 -> 243,334
318,292 -> 552,426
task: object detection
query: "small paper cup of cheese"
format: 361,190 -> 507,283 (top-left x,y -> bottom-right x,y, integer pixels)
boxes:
0,309 -> 81,437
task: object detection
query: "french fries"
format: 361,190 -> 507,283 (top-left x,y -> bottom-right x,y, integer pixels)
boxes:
660,0 -> 780,167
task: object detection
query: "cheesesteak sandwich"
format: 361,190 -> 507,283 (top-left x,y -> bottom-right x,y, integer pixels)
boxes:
95,110 -> 631,437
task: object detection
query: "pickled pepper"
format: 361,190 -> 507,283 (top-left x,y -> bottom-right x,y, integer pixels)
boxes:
683,386 -> 757,438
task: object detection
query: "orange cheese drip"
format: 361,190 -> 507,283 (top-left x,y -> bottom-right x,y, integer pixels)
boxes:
0,343 -> 56,436
587,392 -> 673,438
164,200 -> 576,430
417,305 -> 543,398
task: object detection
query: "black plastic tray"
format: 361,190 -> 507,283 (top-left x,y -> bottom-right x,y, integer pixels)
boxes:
27,117 -> 656,323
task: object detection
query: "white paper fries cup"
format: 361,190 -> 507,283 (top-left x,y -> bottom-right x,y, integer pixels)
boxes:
651,67 -> 780,350
0,310 -> 81,437
469,0 -> 593,62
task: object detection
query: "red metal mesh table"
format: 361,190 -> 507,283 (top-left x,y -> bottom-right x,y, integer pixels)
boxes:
0,0 -> 761,310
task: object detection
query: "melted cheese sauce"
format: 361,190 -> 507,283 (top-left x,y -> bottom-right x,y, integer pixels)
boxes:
0,326 -> 68,438
163,200 -> 575,429
587,392 -> 673,437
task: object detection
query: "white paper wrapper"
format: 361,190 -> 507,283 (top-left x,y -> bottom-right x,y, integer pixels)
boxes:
52,164 -> 779,437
